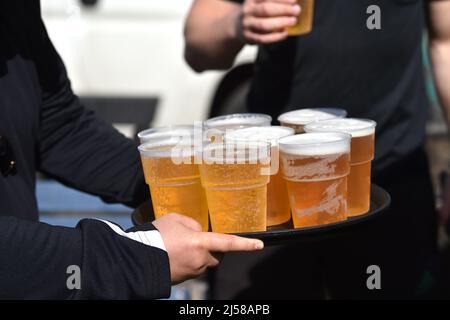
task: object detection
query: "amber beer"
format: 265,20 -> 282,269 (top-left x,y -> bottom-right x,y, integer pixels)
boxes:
305,118 -> 377,216
286,0 -> 315,36
226,126 -> 295,227
204,113 -> 272,142
279,133 -> 351,228
278,108 -> 347,134
199,141 -> 271,233
138,133 -> 209,231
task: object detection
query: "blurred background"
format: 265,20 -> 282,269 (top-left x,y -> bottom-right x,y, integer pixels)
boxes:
38,0 -> 450,299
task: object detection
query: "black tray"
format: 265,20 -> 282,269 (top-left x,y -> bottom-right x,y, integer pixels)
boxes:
132,184 -> 390,246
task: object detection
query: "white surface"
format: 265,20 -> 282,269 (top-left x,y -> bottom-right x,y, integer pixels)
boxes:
113,123 -> 136,139
42,0 -> 257,127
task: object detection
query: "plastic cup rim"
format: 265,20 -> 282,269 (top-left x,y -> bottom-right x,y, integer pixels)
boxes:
277,108 -> 348,126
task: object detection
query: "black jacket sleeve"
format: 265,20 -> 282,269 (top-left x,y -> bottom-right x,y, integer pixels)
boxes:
0,216 -> 171,300
33,15 -> 148,208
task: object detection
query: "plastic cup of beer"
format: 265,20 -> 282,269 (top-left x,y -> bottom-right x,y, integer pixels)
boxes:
305,119 -> 376,217
279,132 -> 351,228
204,113 -> 272,142
199,140 -> 271,233
138,131 -> 209,231
278,108 -> 347,134
226,126 -> 295,227
286,0 -> 315,36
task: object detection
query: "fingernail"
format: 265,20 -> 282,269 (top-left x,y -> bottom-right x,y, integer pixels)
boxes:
293,5 -> 301,14
255,241 -> 264,250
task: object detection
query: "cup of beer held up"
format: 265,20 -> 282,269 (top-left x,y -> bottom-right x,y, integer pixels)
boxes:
286,0 -> 315,36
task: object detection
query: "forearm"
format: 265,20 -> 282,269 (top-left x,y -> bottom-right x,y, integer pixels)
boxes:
0,217 -> 82,299
0,216 -> 170,299
35,18 -> 148,207
38,95 -> 149,208
429,40 -> 450,128
427,0 -> 450,129
184,0 -> 245,72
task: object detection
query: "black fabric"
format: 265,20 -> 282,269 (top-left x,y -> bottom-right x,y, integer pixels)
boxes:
0,2 -> 168,299
209,0 -> 437,299
247,0 -> 429,175
209,148 -> 439,299
0,2 -> 148,221
0,217 -> 171,300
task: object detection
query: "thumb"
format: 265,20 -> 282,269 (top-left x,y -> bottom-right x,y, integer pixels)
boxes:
175,214 -> 203,232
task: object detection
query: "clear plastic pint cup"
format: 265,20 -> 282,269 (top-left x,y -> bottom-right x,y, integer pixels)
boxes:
279,132 -> 351,228
226,126 -> 295,227
199,141 -> 271,233
305,118 -> 377,216
138,128 -> 209,231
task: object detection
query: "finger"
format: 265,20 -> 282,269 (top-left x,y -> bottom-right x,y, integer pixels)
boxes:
244,16 -> 297,33
168,213 -> 203,232
201,233 -> 264,253
243,30 -> 289,44
245,2 -> 300,18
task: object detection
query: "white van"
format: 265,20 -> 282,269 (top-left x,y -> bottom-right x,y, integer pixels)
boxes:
42,0 -> 257,137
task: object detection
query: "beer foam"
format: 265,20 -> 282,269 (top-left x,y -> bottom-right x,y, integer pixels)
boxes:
279,133 -> 351,156
277,108 -> 347,126
137,125 -> 196,143
138,137 -> 197,158
304,118 -> 376,138
225,126 -> 295,145
204,113 -> 272,130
